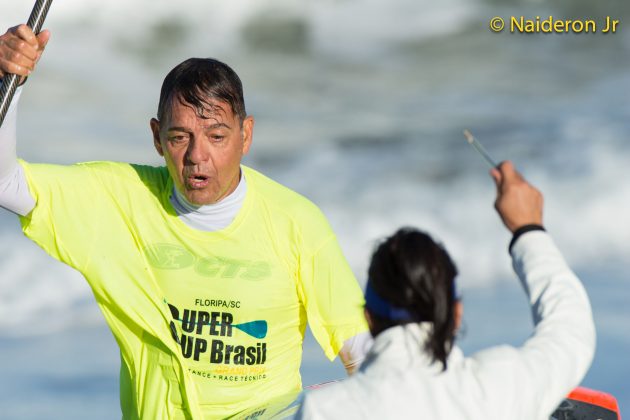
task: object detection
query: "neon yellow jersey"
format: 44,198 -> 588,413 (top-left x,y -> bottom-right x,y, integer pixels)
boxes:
18,160 -> 368,419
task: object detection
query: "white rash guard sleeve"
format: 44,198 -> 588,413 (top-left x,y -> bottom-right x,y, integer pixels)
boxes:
0,86 -> 36,216
339,331 -> 373,374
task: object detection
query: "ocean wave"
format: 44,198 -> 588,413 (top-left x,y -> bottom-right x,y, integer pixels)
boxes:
2,0 -> 478,58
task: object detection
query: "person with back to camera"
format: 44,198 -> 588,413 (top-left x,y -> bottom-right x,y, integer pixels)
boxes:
296,161 -> 596,419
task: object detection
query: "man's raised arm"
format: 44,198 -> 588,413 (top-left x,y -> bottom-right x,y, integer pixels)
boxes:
0,24 -> 49,216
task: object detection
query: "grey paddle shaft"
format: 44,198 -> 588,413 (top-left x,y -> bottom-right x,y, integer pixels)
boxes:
0,0 -> 53,127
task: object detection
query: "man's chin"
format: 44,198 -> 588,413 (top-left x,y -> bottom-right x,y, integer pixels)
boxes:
173,184 -> 214,206
185,191 -> 218,206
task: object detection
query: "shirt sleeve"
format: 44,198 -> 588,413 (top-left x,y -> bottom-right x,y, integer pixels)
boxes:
339,331 -> 373,374
18,160 -> 106,272
0,86 -> 21,179
0,87 -> 36,216
472,231 -> 596,419
298,234 -> 369,361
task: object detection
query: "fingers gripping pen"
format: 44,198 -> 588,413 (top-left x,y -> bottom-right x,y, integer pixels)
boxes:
0,0 -> 53,127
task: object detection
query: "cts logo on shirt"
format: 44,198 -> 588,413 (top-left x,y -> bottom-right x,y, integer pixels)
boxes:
143,244 -> 271,280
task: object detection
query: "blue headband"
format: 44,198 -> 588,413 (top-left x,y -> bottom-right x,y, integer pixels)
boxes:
364,283 -> 415,321
364,281 -> 460,322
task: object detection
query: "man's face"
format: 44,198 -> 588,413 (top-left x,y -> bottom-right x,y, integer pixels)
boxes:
151,97 -> 253,205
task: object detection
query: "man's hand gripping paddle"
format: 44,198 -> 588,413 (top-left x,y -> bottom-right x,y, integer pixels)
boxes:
0,0 -> 53,127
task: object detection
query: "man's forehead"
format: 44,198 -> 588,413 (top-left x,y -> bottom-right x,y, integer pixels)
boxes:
167,122 -> 231,132
167,95 -> 235,123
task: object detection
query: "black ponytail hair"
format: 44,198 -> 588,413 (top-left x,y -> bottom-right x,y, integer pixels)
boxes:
367,227 -> 458,370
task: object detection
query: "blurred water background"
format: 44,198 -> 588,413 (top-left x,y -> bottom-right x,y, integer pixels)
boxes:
1,0 -> 629,418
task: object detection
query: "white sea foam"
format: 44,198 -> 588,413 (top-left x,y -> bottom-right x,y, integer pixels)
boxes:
309,0 -> 476,58
279,138 -> 630,287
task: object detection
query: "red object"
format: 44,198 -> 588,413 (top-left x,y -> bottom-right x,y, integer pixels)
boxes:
564,387 -> 622,419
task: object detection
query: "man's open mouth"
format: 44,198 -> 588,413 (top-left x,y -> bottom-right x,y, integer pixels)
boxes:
186,174 -> 210,188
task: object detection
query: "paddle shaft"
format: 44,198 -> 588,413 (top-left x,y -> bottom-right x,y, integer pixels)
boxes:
0,0 -> 53,127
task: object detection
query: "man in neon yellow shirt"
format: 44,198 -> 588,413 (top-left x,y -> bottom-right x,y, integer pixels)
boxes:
0,25 -> 368,418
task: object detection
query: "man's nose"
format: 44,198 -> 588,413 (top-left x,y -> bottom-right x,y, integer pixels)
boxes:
185,137 -> 209,164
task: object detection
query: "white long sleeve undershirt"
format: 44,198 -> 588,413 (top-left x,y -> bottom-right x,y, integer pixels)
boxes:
170,174 -> 247,232
0,85 -> 20,179
0,86 -> 36,216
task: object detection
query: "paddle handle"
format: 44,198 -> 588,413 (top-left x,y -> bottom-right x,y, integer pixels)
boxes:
0,0 -> 53,127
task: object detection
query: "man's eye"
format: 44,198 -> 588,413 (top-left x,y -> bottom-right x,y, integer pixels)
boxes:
168,135 -> 188,143
210,135 -> 225,142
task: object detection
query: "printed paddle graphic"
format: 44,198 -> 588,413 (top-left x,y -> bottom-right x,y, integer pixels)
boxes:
167,303 -> 267,340
231,320 -> 268,339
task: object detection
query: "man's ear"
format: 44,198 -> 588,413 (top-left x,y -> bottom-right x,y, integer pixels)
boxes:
454,300 -> 464,332
241,116 -> 254,155
150,118 -> 164,156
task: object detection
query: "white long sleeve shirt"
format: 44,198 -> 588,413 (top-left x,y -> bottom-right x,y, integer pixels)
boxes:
0,87 -> 35,216
296,231 -> 596,420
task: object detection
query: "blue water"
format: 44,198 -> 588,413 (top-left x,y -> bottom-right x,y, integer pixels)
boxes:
1,0 -> 629,417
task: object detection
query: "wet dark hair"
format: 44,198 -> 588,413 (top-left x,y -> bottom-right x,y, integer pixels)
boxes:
157,58 -> 247,125
367,227 -> 458,370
